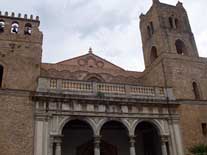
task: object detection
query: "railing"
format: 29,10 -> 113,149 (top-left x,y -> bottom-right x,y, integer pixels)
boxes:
37,78 -> 175,100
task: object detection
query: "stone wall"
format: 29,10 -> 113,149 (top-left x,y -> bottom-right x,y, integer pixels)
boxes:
0,91 -> 34,155
179,103 -> 207,154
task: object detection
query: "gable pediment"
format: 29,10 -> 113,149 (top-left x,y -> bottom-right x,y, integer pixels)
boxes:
56,52 -> 124,71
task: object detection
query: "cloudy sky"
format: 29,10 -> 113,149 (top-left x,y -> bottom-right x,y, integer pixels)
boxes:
1,0 -> 207,71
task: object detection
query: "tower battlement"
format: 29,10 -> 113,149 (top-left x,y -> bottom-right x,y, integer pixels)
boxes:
0,11 -> 42,42
0,11 -> 40,23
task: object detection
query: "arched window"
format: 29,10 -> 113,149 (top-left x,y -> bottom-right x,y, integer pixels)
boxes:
150,46 -> 158,63
175,39 -> 186,55
24,23 -> 32,35
175,18 -> 179,29
150,22 -> 154,34
0,65 -> 3,88
0,20 -> 5,32
11,21 -> 19,33
147,25 -> 151,37
192,82 -> 200,100
169,17 -> 173,28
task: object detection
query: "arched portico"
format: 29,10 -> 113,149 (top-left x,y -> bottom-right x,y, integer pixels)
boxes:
58,117 -> 96,136
133,120 -> 169,155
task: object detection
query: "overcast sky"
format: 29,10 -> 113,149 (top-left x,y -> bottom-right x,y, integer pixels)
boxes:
1,0 -> 207,71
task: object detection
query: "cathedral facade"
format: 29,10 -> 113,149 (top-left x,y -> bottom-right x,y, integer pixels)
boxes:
0,0 -> 207,155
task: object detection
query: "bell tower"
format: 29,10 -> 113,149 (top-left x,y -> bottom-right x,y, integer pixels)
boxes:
0,11 -> 43,91
140,0 -> 199,68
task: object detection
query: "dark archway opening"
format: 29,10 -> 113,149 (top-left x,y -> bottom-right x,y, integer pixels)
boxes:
175,39 -> 187,55
62,120 -> 94,155
150,46 -> 158,63
0,65 -> 3,88
135,122 -> 162,155
100,121 -> 129,155
192,82 -> 200,100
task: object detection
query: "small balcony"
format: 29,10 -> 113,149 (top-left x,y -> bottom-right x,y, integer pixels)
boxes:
37,77 -> 175,101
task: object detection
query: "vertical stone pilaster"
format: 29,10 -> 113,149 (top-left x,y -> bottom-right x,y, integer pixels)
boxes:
34,118 -> 44,155
129,136 -> 136,155
94,136 -> 101,155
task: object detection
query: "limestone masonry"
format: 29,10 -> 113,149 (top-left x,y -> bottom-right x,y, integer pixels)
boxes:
0,0 -> 206,155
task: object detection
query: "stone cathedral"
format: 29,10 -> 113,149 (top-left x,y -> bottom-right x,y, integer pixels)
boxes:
0,0 -> 207,155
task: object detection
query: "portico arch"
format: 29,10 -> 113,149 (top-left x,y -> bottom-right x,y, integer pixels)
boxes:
134,121 -> 163,155
58,117 -> 96,135
96,118 -> 130,136
131,119 -> 164,136
100,120 -> 130,155
61,119 -> 95,155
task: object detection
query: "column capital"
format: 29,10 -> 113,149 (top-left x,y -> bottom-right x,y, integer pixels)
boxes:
53,134 -> 63,144
160,135 -> 169,143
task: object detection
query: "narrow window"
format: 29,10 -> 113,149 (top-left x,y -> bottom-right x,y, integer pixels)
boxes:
175,39 -> 186,55
175,18 -> 179,29
150,46 -> 158,63
147,25 -> 151,37
202,123 -> 207,136
0,20 -> 5,32
150,22 -> 154,34
169,17 -> 173,28
11,21 -> 19,33
192,82 -> 200,100
24,23 -> 32,35
0,65 -> 3,88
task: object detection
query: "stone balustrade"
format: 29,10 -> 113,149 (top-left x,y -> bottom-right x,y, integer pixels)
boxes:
37,77 -> 175,100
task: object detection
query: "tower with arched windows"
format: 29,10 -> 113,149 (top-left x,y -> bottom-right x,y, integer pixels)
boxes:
140,0 -> 199,67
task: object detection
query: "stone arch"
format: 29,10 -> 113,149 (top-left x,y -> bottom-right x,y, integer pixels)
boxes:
0,20 -> 5,32
131,119 -> 164,136
96,118 -> 130,136
83,73 -> 105,82
24,23 -> 32,35
11,21 -> 19,33
58,117 -> 96,135
150,46 -> 158,63
175,39 -> 187,55
134,120 -> 163,155
192,81 -> 201,100
0,61 -> 8,89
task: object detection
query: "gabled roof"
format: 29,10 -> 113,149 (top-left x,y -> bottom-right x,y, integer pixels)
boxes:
56,50 -> 124,71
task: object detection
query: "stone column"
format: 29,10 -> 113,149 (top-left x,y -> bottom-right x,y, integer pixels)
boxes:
54,135 -> 63,155
129,136 -> 136,155
161,135 -> 168,155
94,136 -> 101,155
55,141 -> 61,155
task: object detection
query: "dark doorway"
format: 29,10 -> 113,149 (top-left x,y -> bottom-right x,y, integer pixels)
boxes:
100,121 -> 129,155
62,120 -> 94,155
135,122 -> 162,155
